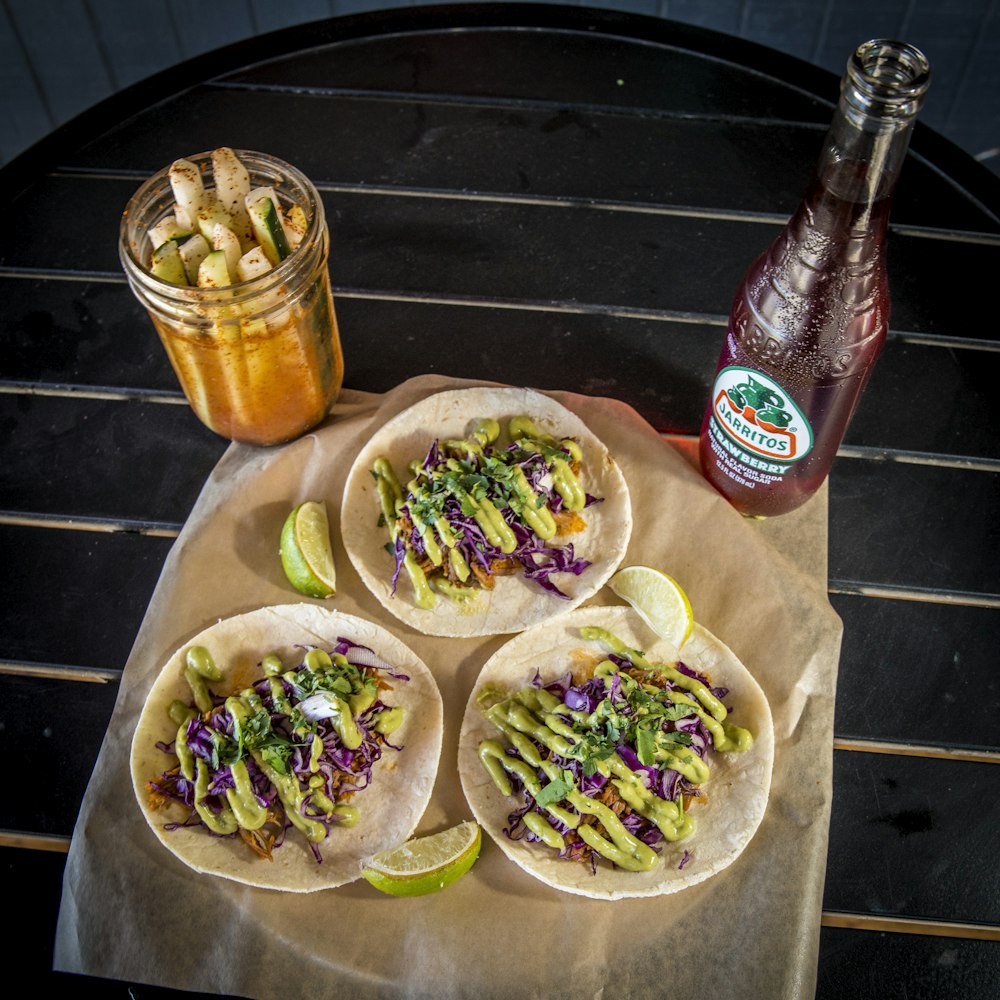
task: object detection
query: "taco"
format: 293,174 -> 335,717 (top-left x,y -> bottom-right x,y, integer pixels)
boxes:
130,604 -> 443,892
341,387 -> 632,637
458,606 -> 773,899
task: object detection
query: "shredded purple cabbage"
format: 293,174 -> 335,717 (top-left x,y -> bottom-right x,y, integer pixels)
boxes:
386,432 -> 600,600
491,646 -> 731,872
147,643 -> 408,863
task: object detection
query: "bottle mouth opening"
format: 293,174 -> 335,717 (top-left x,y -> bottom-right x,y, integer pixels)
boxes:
854,40 -> 931,93
844,39 -> 931,120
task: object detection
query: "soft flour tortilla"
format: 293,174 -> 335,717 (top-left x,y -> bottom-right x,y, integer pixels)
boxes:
130,604 -> 443,892
341,387 -> 632,638
458,606 -> 774,900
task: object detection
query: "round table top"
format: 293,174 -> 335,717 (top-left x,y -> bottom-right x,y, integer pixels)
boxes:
1,6 -> 997,999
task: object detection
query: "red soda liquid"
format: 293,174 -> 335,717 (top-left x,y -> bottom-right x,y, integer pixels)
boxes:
699,169 -> 891,517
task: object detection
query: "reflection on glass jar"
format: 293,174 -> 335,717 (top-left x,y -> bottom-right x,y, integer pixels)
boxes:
119,150 -> 344,446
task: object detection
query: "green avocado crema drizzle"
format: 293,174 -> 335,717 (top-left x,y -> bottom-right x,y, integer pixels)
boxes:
477,627 -> 753,873
371,416 -> 588,609
153,643 -> 405,855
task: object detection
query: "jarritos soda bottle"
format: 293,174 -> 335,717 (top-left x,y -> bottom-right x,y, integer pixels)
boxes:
699,39 -> 930,516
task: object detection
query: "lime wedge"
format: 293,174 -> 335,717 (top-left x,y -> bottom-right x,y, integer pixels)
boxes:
279,500 -> 336,598
608,565 -> 694,647
361,821 -> 481,897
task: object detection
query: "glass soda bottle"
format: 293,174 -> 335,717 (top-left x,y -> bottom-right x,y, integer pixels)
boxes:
699,39 -> 931,516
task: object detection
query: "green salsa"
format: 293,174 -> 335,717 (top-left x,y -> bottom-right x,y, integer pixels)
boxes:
372,415 -> 592,608
478,627 -> 753,872
146,640 -> 407,861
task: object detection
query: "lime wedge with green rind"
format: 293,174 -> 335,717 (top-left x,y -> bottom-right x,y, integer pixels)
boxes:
280,500 -> 336,598
608,565 -> 694,647
361,821 -> 481,897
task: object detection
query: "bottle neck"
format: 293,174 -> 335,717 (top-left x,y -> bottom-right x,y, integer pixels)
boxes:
814,107 -> 913,222
811,40 -> 930,221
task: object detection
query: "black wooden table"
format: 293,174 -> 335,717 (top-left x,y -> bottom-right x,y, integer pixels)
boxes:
2,5 -> 998,997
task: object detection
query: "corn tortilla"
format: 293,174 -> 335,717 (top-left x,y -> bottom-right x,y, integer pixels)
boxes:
458,606 -> 773,899
341,387 -> 632,638
130,604 -> 443,892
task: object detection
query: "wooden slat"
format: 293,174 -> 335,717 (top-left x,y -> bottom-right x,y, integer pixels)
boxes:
0,275 -> 183,393
5,845 -> 999,997
4,279 -> 998,457
0,674 -> 120,835
828,458 -> 1000,597
831,593 -> 1000,752
817,924 -> 1000,1000
0,395 -> 224,523
68,85 -> 825,216
63,83 -> 994,232
0,524 -> 175,671
825,751 -> 1000,925
2,845 -> 244,998
6,403 -> 997,601
845,339 -> 1000,457
217,25 -> 834,122
6,642 -> 996,761
5,670 -> 998,926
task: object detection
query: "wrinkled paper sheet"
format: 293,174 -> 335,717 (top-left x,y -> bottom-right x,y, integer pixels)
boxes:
55,375 -> 842,1000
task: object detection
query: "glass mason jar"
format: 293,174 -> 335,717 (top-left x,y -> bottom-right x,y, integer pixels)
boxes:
120,150 -> 344,446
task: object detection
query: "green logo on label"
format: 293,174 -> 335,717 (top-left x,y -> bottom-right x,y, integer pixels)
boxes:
710,367 -> 813,463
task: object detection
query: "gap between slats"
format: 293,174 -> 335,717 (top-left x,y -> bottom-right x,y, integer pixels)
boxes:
0,659 -> 120,683
832,739 -> 999,764
41,166 -> 1000,243
820,913 -> 1000,942
3,657 -> 996,763
0,513 -> 181,536
0,270 -> 998,353
209,78 -> 831,132
0,833 -> 996,942
827,582 -> 1000,609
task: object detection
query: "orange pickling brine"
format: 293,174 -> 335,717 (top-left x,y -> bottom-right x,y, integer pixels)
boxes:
120,149 -> 343,446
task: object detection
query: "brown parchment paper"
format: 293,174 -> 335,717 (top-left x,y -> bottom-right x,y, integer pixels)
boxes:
54,375 -> 842,1000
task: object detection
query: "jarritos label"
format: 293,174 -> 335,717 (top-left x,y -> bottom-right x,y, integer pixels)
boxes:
709,367 -> 813,467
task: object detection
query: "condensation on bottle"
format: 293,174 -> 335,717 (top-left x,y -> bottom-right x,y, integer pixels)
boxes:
699,39 -> 931,517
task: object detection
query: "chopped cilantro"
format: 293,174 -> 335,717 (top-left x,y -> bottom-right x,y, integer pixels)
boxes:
636,726 -> 657,766
535,772 -> 574,808
658,730 -> 694,746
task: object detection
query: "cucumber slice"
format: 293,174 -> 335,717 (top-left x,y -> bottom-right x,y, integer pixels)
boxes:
178,234 -> 210,284
149,214 -> 193,249
150,240 -> 188,286
246,190 -> 291,265
197,248 -> 231,288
